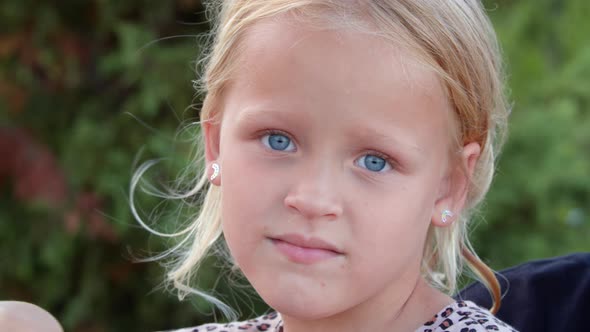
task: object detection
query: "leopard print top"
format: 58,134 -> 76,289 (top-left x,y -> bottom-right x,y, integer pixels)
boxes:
171,300 -> 517,332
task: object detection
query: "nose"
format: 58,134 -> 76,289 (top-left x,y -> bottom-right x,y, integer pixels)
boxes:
283,162 -> 343,221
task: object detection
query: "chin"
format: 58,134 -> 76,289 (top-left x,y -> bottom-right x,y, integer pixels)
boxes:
262,288 -> 347,320
270,301 -> 337,320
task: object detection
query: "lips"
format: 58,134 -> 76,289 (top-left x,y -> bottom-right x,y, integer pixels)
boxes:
269,233 -> 343,264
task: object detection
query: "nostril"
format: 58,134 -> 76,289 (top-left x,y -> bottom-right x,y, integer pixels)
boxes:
283,195 -> 302,213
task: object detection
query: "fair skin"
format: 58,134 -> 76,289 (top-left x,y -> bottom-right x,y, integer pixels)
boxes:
204,17 -> 480,332
0,301 -> 63,332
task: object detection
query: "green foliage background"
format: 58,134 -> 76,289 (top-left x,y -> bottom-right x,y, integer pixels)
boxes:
1,0 -> 589,331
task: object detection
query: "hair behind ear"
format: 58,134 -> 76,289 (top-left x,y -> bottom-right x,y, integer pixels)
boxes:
461,245 -> 501,314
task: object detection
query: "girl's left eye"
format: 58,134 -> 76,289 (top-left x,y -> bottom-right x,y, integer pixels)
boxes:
355,154 -> 392,173
260,132 -> 296,152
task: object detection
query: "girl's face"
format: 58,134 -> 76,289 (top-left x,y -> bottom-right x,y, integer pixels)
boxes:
205,18 -> 470,321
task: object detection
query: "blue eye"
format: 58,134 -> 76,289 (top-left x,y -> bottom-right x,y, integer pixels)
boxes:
261,133 -> 296,151
356,154 -> 391,172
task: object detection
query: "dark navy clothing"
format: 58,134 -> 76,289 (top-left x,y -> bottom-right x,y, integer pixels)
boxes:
457,253 -> 590,332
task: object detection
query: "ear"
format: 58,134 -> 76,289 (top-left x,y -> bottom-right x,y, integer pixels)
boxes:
202,118 -> 222,186
432,142 -> 481,227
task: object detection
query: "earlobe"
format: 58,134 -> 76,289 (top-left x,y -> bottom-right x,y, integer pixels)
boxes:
208,162 -> 221,186
432,208 -> 455,227
441,209 -> 453,224
432,142 -> 481,227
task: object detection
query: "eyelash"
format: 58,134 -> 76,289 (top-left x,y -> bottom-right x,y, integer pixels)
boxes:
261,129 -> 292,138
260,129 -> 297,147
257,129 -> 397,172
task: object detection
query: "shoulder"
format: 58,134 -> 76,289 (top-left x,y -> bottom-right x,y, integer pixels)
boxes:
416,301 -> 518,332
169,311 -> 282,332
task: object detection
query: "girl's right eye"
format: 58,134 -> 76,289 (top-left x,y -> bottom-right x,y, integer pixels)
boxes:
260,132 -> 296,152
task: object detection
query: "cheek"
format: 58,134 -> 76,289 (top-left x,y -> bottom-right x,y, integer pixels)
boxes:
218,146 -> 286,261
349,182 -> 435,269
221,147 -> 285,211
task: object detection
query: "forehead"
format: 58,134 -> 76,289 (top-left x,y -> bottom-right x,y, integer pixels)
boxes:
236,14 -> 442,92
223,15 -> 452,153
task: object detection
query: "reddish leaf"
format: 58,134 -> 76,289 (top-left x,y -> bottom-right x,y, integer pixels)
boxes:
0,80 -> 27,114
74,192 -> 118,243
55,30 -> 90,65
64,210 -> 81,235
0,33 -> 24,57
0,127 -> 67,207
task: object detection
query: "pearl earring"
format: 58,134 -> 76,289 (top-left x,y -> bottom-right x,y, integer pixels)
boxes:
441,209 -> 453,223
210,163 -> 220,181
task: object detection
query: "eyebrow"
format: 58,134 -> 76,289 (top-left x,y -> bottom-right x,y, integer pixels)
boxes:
349,125 -> 424,153
233,107 -> 305,126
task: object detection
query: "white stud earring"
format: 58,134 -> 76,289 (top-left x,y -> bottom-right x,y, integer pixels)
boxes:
441,209 -> 453,223
210,163 -> 220,181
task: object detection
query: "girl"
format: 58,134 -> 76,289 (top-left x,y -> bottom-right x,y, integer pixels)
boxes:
135,0 -> 516,331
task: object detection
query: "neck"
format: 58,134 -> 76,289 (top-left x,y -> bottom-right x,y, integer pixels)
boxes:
280,276 -> 453,332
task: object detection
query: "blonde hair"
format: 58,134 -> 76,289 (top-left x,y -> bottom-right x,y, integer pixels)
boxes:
133,0 -> 509,316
